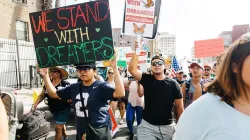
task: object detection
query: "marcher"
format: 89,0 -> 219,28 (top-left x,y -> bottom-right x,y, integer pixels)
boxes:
0,98 -> 8,140
128,41 -> 184,140
175,70 -> 185,87
181,62 -> 203,108
106,68 -> 117,116
202,64 -> 214,83
126,80 -> 144,139
34,66 -> 70,140
38,56 -> 125,140
173,33 -> 250,140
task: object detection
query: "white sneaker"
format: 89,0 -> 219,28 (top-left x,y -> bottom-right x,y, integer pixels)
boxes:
119,119 -> 124,124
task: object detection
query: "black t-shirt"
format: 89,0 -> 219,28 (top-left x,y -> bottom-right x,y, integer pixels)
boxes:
176,79 -> 185,87
139,74 -> 182,125
44,80 -> 71,113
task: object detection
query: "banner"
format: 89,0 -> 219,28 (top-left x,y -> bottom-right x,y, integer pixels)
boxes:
122,0 -> 162,39
29,0 -> 114,68
194,38 -> 224,58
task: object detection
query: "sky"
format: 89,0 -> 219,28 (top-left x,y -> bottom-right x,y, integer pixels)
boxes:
66,0 -> 250,59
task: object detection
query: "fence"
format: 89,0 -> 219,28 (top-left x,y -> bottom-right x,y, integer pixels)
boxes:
0,38 -> 42,88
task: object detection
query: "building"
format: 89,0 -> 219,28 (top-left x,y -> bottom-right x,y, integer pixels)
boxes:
0,0 -> 45,41
219,31 -> 232,46
232,24 -> 249,42
155,32 -> 176,58
112,28 -> 136,48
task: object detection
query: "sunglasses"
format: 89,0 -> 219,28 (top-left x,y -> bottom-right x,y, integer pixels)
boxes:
108,72 -> 114,74
151,61 -> 164,66
77,66 -> 93,72
204,68 -> 211,71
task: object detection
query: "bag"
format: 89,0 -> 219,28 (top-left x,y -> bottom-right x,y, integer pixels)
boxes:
79,83 -> 111,140
16,110 -> 50,140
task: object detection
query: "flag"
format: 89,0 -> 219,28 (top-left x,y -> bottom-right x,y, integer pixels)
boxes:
171,56 -> 180,78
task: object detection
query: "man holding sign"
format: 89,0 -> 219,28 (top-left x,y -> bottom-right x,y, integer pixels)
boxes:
37,56 -> 125,140
128,41 -> 184,140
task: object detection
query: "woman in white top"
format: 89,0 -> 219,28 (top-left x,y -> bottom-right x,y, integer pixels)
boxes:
126,80 -> 144,139
173,34 -> 250,140
106,68 -> 116,116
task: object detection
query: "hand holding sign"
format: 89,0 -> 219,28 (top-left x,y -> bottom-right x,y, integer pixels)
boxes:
36,63 -> 48,77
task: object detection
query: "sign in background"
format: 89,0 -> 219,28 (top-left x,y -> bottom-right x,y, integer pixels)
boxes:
194,38 -> 224,58
30,0 -> 114,68
122,0 -> 161,39
126,51 -> 149,78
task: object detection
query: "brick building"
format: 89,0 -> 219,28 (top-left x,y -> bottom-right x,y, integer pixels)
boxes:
0,0 -> 45,41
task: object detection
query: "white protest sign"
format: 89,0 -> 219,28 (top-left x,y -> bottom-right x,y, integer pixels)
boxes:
123,0 -> 156,38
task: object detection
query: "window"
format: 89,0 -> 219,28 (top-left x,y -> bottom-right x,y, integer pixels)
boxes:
13,0 -> 27,4
16,21 -> 28,41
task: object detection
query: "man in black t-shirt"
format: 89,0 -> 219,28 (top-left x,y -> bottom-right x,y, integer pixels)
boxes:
128,41 -> 184,140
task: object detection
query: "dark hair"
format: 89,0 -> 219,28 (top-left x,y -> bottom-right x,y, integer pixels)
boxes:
207,34 -> 250,103
151,55 -> 165,63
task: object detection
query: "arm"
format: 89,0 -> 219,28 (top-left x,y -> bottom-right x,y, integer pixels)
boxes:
0,99 -> 8,140
37,67 -> 60,99
128,41 -> 142,81
34,89 -> 45,105
113,67 -> 125,98
137,82 -> 144,97
181,83 -> 186,104
175,99 -> 184,122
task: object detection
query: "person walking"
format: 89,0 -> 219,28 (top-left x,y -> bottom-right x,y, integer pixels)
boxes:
126,80 -> 144,139
37,56 -> 125,140
34,66 -> 70,140
128,41 -> 184,140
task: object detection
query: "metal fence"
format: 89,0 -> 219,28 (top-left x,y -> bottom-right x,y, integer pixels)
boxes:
0,38 -> 41,88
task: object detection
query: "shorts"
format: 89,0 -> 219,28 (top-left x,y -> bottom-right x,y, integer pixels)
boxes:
51,108 -> 71,125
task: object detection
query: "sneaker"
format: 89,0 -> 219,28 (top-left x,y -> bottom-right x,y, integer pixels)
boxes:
119,119 -> 124,124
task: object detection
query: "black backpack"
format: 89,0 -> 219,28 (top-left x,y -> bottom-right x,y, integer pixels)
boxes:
16,110 -> 50,140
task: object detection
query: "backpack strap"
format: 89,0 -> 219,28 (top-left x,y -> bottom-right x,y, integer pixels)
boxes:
185,79 -> 191,95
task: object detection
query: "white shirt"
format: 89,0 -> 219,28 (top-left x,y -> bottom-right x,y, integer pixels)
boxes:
128,81 -> 144,107
173,93 -> 250,140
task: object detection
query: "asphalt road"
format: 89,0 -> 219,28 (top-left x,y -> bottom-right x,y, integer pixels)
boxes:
45,110 -> 138,140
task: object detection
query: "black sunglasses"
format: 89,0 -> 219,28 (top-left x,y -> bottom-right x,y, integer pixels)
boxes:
151,61 -> 164,66
77,66 -> 93,72
108,72 -> 114,74
205,68 -> 211,71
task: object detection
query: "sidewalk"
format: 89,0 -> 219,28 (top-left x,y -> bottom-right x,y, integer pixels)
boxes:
16,88 -> 48,113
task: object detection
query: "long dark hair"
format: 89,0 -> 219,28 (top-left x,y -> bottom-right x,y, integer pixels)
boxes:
207,33 -> 250,103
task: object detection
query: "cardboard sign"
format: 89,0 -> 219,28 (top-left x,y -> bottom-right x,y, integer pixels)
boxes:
194,38 -> 224,58
29,0 -> 114,68
126,51 -> 149,77
109,108 -> 118,137
122,0 -> 162,39
117,60 -> 127,68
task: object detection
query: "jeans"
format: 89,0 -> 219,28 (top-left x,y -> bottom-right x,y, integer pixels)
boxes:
126,102 -> 143,134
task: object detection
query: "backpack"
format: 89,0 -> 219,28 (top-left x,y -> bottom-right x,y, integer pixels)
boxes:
16,110 -> 50,140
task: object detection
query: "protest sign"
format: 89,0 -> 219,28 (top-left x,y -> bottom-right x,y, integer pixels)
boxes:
194,38 -> 224,58
122,0 -> 161,39
29,0 -> 114,68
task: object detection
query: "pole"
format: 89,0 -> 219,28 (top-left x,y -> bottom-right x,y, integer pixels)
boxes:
15,33 -> 22,89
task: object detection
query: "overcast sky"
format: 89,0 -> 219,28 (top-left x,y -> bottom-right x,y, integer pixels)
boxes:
67,0 -> 250,59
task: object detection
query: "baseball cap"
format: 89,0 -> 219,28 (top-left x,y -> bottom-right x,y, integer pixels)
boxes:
74,62 -> 96,68
189,62 -> 203,69
204,64 -> 211,69
151,55 -> 165,63
177,70 -> 184,73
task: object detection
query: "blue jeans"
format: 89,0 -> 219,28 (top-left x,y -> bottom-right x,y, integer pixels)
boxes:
126,102 -> 143,134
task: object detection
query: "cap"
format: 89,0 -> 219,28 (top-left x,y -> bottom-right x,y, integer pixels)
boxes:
151,55 -> 165,63
74,62 -> 96,68
177,70 -> 184,73
204,64 -> 211,69
189,62 -> 203,69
